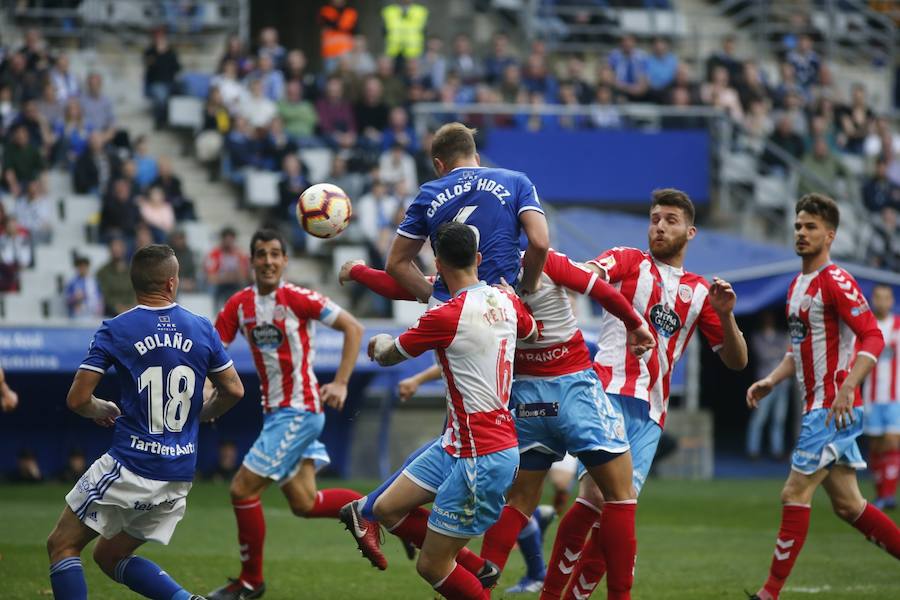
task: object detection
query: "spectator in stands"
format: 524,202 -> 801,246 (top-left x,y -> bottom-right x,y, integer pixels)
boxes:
646,37 -> 678,102
777,90 -> 808,138
80,72 -> 115,142
701,65 -> 743,121
205,226 -> 250,309
132,136 -> 158,189
53,98 -> 89,167
219,33 -> 253,76
665,62 -> 701,105
327,151 -> 366,201
557,83 -> 589,130
484,32 -> 517,85
3,124 -> 44,197
354,178 -> 399,255
153,156 -> 196,221
49,53 -> 79,103
100,178 -> 140,241
282,49 -> 318,98
0,213 -> 33,291
134,222 -> 154,251
278,80 -> 318,144
706,34 -> 742,85
15,179 -> 53,245
760,114 -> 805,176
256,53 -> 286,102
277,153 -> 310,222
805,113 -> 839,154
263,116 -> 299,170
36,81 -> 63,130
797,136 -> 848,198
13,99 -> 55,154
862,157 -> 900,214
238,78 -> 277,129
498,63 -> 523,104
381,106 -> 417,153
374,55 -> 406,107
346,34 -> 376,77
212,59 -> 247,113
140,185 -> 175,241
64,255 -> 103,320
225,116 -> 263,180
517,90 -> 558,132
662,86 -> 704,129
96,236 -> 135,316
13,449 -> 42,483
864,116 -> 900,158
746,311 -> 791,460
119,159 -> 142,198
786,34 -> 820,91
73,131 -> 118,194
382,0 -> 429,63
143,28 -> 182,128
168,228 -> 199,292
742,99 -> 774,154
316,75 -> 357,149
450,33 -> 483,86
257,27 -> 286,70
560,56 -> 592,105
837,84 -> 875,155
866,207 -> 900,271
0,52 -> 40,105
413,129 -> 434,184
318,0 -> 359,72
771,61 -> 805,110
379,142 -> 417,193
355,76 -> 389,149
608,34 -> 649,101
19,28 -> 49,72
60,448 -> 87,482
522,53 -> 558,102
420,35 -> 447,92
195,87 -> 230,167
735,60 -> 771,111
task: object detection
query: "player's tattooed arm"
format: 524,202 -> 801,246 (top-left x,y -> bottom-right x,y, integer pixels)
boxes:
368,333 -> 407,367
203,366 -> 244,422
66,369 -> 120,426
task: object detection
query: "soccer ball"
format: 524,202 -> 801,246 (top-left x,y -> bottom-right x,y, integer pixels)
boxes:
297,183 -> 352,239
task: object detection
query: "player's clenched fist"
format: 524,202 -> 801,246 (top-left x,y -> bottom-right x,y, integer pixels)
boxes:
708,276 -> 737,314
626,324 -> 655,357
339,259 -> 366,286
320,382 -> 348,411
746,377 -> 773,409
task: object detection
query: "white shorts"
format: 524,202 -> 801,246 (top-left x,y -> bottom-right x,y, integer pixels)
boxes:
549,453 -> 578,476
65,454 -> 192,545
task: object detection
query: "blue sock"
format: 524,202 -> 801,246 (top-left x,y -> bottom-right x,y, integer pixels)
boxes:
115,556 -> 189,600
517,517 -> 546,581
362,439 -> 436,521
50,557 -> 88,599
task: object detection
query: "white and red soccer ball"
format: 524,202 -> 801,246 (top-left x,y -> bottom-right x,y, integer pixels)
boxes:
297,183 -> 352,239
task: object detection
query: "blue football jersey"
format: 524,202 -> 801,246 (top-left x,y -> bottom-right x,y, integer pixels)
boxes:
79,304 -> 233,481
397,166 -> 544,301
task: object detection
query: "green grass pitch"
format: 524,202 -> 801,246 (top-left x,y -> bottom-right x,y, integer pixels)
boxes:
1,479 -> 897,599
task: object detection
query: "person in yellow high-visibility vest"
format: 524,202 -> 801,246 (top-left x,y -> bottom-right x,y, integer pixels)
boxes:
382,0 -> 429,61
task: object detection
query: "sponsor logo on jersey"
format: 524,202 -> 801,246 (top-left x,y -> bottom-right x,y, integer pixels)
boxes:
649,304 -> 682,338
251,323 -> 284,350
851,304 -> 870,317
788,315 -> 808,343
678,284 -> 693,303
516,402 -> 559,418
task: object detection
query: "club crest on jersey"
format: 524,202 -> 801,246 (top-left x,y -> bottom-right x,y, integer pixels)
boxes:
273,304 -> 287,321
251,323 -> 284,350
678,284 -> 693,303
649,304 -> 681,338
788,315 -> 808,343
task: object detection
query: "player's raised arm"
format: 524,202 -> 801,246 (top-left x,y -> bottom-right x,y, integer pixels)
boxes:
321,310 -> 364,411
706,277 -> 748,370
66,369 -> 120,427
386,195 -> 433,302
201,364 -> 244,422
341,260 -> 421,301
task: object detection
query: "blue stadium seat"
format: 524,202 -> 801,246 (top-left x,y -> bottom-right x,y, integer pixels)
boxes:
180,72 -> 212,98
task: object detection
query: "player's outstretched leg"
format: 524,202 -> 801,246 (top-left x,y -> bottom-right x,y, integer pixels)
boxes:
824,465 -> 900,559
94,531 -> 202,600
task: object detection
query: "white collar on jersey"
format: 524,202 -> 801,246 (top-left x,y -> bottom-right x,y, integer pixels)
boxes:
252,280 -> 285,297
453,281 -> 488,297
134,302 -> 177,311
651,256 -> 684,276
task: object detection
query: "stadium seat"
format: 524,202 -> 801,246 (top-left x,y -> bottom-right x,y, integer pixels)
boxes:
181,221 -> 214,256
0,292 -> 47,321
301,148 -> 334,184
620,9 -> 687,37
244,169 -> 280,207
332,245 -> 369,279
179,72 -> 212,98
722,152 -> 757,184
177,292 -> 215,319
392,299 -> 427,327
168,96 -> 204,130
19,269 -> 61,297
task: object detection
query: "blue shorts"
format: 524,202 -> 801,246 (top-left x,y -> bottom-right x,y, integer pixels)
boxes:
403,440 -> 519,538
512,369 -> 629,469
243,408 -> 330,484
792,407 -> 866,475
577,394 -> 662,495
864,403 -> 900,436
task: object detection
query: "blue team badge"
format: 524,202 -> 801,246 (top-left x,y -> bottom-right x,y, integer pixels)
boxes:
649,304 -> 681,338
251,323 -> 284,350
457,170 -> 478,183
788,315 -> 808,343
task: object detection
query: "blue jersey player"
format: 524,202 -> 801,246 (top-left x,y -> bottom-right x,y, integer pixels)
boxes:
46,245 -> 244,600
338,122 -> 550,573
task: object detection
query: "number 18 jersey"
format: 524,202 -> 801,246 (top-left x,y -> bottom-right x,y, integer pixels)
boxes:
79,303 -> 233,481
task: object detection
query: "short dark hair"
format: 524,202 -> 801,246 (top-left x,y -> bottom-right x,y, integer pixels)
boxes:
431,122 -> 477,166
872,283 -> 894,295
220,226 -> 237,239
650,188 -> 695,225
130,244 -> 177,295
434,222 -> 477,269
250,228 -> 286,256
796,193 -> 839,230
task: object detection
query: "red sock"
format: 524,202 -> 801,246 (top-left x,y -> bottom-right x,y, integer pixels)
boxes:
433,563 -> 487,600
870,449 -> 885,498
456,548 -> 486,577
562,525 -> 604,600
387,506 -> 430,547
761,504 -> 811,600
480,505 -> 530,571
553,489 -> 571,516
304,488 -> 362,518
851,502 -> 900,559
882,449 -> 900,499
599,501 -> 637,600
233,497 -> 265,587
540,499 -> 601,600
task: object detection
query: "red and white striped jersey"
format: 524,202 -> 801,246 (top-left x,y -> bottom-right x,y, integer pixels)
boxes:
516,250 -> 642,378
861,315 -> 900,405
588,247 -> 724,428
215,282 -> 342,413
786,264 -> 883,413
395,282 -> 537,458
